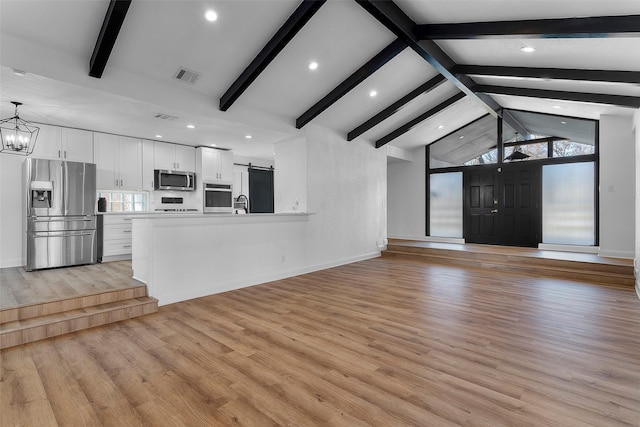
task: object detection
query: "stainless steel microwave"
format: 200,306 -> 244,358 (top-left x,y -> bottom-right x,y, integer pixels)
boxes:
154,169 -> 195,191
203,182 -> 233,213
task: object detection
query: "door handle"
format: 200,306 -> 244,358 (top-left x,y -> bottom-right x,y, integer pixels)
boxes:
491,209 -> 499,213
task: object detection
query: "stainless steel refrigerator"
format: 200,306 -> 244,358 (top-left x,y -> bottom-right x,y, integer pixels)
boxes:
24,158 -> 97,271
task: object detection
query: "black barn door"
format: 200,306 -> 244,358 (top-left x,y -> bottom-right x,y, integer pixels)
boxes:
248,168 -> 274,213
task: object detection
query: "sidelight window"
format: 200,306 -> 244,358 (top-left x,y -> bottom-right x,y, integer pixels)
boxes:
542,162 -> 595,245
429,172 -> 463,238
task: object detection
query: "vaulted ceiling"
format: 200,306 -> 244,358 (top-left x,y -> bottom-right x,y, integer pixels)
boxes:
1,0 -> 638,161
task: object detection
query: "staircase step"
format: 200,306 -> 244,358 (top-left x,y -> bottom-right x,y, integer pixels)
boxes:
0,285 -> 148,325
383,241 -> 635,287
0,297 -> 158,349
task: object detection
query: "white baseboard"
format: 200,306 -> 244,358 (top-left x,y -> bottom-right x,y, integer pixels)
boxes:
0,257 -> 23,268
538,243 -> 600,254
597,249 -> 635,259
156,251 -> 381,307
387,234 -> 465,244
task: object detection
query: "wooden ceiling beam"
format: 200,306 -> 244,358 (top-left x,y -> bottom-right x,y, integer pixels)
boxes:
219,0 -> 326,111
456,65 -> 640,84
375,92 -> 466,148
347,74 -> 446,141
355,0 -> 501,120
475,85 -> 640,108
89,0 -> 132,78
296,38 -> 407,129
417,15 -> 640,39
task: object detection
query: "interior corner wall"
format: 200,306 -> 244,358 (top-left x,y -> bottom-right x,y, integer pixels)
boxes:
634,109 -> 640,292
303,124 -> 387,266
0,154 -> 26,267
387,146 -> 426,239
599,114 -> 636,259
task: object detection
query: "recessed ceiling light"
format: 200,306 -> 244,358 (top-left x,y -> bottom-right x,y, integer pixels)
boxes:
369,90 -> 377,97
245,135 -> 252,139
561,121 -> 567,125
187,124 -> 195,129
205,9 -> 218,22
155,135 -> 162,138
552,105 -> 562,109
210,143 -> 217,147
308,61 -> 318,71
520,46 -> 536,53
438,125 -> 444,130
13,69 -> 26,76
459,135 -> 464,139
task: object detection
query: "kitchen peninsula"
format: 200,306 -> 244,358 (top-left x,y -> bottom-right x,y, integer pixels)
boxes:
131,212 -> 313,306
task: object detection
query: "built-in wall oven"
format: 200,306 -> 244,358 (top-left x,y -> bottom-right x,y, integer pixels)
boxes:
203,182 -> 233,213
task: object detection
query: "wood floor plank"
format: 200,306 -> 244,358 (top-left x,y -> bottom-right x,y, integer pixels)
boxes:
2,256 -> 639,426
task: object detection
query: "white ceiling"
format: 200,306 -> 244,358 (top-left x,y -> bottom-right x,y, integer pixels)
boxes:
1,0 -> 638,161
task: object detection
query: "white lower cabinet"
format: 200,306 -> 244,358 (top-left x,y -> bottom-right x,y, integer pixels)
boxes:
102,215 -> 133,260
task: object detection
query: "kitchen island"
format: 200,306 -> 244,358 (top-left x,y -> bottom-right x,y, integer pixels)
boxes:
131,213 -> 314,306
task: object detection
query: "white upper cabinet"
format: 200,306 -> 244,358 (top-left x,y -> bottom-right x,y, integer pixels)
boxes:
196,147 -> 233,182
141,140 -> 155,192
31,125 -> 93,163
154,142 -> 195,171
94,133 -> 142,190
118,136 -> 143,190
175,144 -> 195,172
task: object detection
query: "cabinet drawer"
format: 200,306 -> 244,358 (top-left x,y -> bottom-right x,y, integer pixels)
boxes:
102,215 -> 134,226
103,226 -> 132,240
103,239 -> 132,256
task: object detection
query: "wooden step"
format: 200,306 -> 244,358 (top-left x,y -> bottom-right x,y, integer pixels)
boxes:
383,240 -> 635,287
0,284 -> 148,324
0,296 -> 158,349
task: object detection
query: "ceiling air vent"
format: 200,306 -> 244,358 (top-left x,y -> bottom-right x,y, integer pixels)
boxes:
174,67 -> 201,84
154,113 -> 178,120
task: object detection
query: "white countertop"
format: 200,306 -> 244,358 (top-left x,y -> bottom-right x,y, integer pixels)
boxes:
130,212 -> 313,219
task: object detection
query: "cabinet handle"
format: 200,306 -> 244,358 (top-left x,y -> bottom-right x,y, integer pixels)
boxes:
120,179 -> 123,187
123,230 -> 132,233
123,245 -> 132,248
115,179 -> 119,187
58,150 -> 61,158
64,150 -> 67,159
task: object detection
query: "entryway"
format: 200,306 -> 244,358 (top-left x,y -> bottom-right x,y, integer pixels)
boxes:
463,163 -> 541,247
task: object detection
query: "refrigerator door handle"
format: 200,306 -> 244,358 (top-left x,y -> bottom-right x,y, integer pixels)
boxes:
32,218 -> 93,223
32,232 -> 94,238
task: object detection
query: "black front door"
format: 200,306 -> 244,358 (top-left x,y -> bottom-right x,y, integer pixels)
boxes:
464,164 -> 541,247
464,167 -> 501,245
500,163 -> 541,247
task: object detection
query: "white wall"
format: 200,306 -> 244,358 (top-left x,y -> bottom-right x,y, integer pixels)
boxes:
599,115 -> 636,258
274,137 -> 307,213
0,154 -> 26,267
276,125 -> 387,265
387,146 -> 426,239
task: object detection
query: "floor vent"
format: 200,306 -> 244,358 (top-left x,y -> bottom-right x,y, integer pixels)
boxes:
174,67 -> 201,84
154,113 -> 178,120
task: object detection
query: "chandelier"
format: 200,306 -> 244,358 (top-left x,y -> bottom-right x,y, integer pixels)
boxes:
0,101 -> 39,156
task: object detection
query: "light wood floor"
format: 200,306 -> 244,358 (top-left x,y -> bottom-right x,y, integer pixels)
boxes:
2,257 -> 640,426
0,261 -> 142,310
